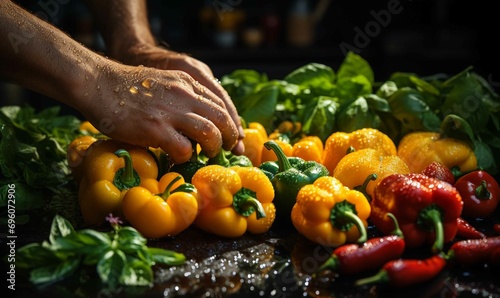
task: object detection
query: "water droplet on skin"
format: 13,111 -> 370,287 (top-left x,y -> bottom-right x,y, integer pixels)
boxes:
83,92 -> 88,97
96,85 -> 101,90
129,86 -> 139,94
141,78 -> 155,89
148,115 -> 154,120
113,86 -> 120,93
165,83 -> 172,90
143,92 -> 153,97
119,101 -> 125,106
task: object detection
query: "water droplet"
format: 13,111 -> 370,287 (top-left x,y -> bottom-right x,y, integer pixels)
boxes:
165,83 -> 172,90
83,92 -> 88,97
96,85 -> 101,90
119,101 -> 125,106
129,86 -> 139,94
113,86 -> 120,93
141,78 -> 155,89
143,92 -> 153,97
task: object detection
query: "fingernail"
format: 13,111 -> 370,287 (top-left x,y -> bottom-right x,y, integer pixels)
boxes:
238,126 -> 245,138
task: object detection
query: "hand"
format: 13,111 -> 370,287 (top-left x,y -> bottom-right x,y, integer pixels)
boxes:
80,61 -> 240,163
117,44 -> 245,155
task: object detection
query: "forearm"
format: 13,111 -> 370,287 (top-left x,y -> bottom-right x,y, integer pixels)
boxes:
0,1 -> 110,112
83,0 -> 157,62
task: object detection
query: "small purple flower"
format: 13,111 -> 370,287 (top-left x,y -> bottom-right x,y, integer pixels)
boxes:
105,213 -> 123,227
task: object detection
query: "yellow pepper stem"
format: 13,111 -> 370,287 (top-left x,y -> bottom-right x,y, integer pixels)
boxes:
354,173 -> 378,202
233,188 -> 266,219
330,200 -> 367,243
114,149 -> 141,190
160,175 -> 182,200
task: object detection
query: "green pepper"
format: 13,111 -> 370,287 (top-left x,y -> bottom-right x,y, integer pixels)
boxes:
169,140 -> 206,183
207,149 -> 253,168
262,140 -> 330,227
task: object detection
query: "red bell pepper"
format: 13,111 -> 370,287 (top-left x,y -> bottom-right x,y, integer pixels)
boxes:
315,213 -> 405,275
355,254 -> 447,287
454,170 -> 500,219
371,173 -> 463,253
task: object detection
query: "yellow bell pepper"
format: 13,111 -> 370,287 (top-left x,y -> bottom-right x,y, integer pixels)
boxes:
121,172 -> 199,238
66,135 -> 98,183
242,122 -> 268,166
78,139 -> 158,226
291,176 -> 370,247
322,128 -> 397,175
397,131 -> 477,173
291,136 -> 323,163
191,165 -> 275,237
333,148 -> 410,201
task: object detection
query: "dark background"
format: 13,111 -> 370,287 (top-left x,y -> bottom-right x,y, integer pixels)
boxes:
3,0 -> 499,115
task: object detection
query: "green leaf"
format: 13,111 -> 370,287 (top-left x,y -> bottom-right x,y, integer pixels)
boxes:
284,63 -> 335,90
148,247 -> 186,266
440,70 -> 491,132
336,97 -> 381,133
299,96 -> 338,141
473,140 -> 497,174
15,243 -> 61,268
49,214 -> 75,244
29,257 -> 80,285
238,84 -> 279,128
97,249 -> 127,287
387,87 -> 441,133
116,226 -> 147,253
337,75 -> 372,102
337,52 -> 374,85
0,182 -> 42,210
121,257 -> 154,286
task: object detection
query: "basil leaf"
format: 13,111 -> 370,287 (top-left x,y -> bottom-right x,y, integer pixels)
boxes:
117,226 -> 147,253
388,87 -> 441,133
337,52 -> 374,85
284,63 -> 335,90
16,243 -> 61,268
238,84 -> 279,127
148,247 -> 186,266
121,257 -> 154,286
29,257 -> 80,285
97,249 -> 127,287
49,215 -> 75,244
337,97 -> 381,133
299,96 -> 338,141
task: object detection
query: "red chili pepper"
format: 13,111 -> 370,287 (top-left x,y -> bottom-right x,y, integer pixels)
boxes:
371,173 -> 463,253
446,236 -> 500,267
454,170 -> 500,219
355,254 -> 447,288
421,161 -> 455,185
315,213 -> 405,275
456,217 -> 486,239
490,246 -> 500,266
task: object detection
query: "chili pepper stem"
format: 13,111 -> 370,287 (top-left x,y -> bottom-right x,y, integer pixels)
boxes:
355,269 -> 390,286
386,213 -> 404,238
315,255 -> 340,273
114,149 -> 141,189
264,141 -> 292,172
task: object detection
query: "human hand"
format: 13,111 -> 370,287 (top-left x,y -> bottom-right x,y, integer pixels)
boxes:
79,61 -> 240,163
117,44 -> 245,155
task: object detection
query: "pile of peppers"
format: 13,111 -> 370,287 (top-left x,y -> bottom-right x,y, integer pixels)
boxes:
66,117 -> 500,290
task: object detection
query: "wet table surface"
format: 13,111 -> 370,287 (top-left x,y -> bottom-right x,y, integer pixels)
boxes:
13,211 -> 500,298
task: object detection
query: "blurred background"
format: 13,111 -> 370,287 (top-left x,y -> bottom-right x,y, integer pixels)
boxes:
3,0 -> 498,115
